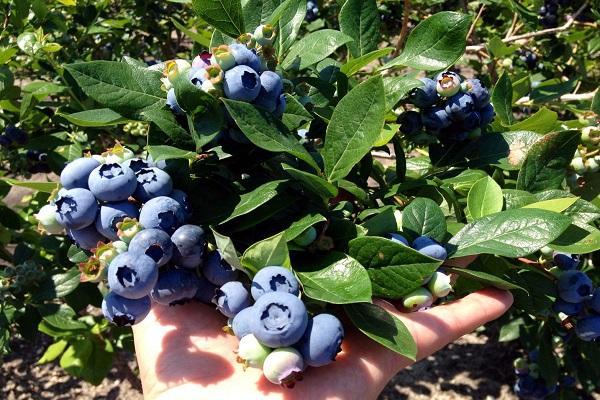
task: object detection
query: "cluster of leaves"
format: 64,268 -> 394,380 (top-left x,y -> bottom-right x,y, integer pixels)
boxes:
1,0 -> 599,394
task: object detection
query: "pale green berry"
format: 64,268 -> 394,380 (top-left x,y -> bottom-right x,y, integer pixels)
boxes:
570,157 -> 586,174
262,347 -> 304,388
112,240 -> 128,253
210,45 -> 236,71
238,33 -> 256,48
35,204 -> 64,235
402,287 -> 434,311
293,226 -> 317,247
237,334 -> 272,369
254,24 -> 276,47
513,357 -> 528,370
582,126 -> 600,146
427,272 -> 452,298
585,157 -> 599,173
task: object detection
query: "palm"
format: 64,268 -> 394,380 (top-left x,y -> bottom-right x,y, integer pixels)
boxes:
133,288 -> 512,400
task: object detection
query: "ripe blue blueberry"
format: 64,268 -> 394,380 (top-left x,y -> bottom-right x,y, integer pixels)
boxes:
461,111 -> 481,131
167,88 -> 184,115
54,188 -> 98,230
409,78 -> 438,108
4,125 -> 27,144
123,158 -> 152,173
88,163 -> 137,202
253,71 -> 283,113
213,281 -> 252,318
107,252 -> 158,299
575,315 -> 600,341
262,347 -> 305,387
60,157 -> 101,189
232,306 -> 255,339
229,43 -> 262,72
479,104 -> 495,125
297,313 -> 344,367
203,251 -> 240,286
95,201 -> 139,241
69,225 -> 106,250
128,228 -> 174,267
553,252 -> 581,270
445,93 -> 475,121
389,233 -> 409,246
139,196 -> 186,234
412,236 -> 448,260
250,291 -> 308,348
102,292 -> 151,326
557,270 -> 593,303
402,287 -> 434,311
171,224 -> 206,269
552,299 -> 583,316
170,189 -> 193,219
274,93 -> 287,116
398,111 -> 423,135
194,275 -> 218,304
133,167 -> 173,203
435,71 -> 462,97
587,288 -> 600,313
251,266 -> 300,300
151,267 -> 199,305
223,65 -> 261,102
463,79 -> 490,108
422,106 -> 451,131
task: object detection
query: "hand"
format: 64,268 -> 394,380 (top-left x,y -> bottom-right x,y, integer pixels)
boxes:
133,288 -> 513,400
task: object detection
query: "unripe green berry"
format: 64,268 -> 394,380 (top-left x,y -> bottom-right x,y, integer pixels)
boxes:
585,157 -> 599,173
402,287 -> 434,311
254,24 -> 276,47
237,334 -> 271,369
570,157 -> 586,174
262,347 -> 304,387
427,271 -> 452,297
35,204 -> 64,234
293,226 -> 317,247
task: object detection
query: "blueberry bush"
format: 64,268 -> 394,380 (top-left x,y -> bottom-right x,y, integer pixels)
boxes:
1,0 -> 600,397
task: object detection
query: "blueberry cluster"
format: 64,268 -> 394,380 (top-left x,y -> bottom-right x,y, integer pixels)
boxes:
162,25 -> 285,118
538,0 -> 563,28
517,49 -> 539,70
211,265 -> 344,387
305,0 -> 319,22
512,351 -> 575,399
398,71 -> 495,144
388,233 -> 452,311
0,125 -> 27,147
545,250 -> 600,341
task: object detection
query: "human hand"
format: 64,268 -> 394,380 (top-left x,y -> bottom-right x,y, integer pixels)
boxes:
133,288 -> 513,400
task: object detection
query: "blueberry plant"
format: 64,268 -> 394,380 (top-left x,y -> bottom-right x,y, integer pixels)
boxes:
1,0 -> 600,397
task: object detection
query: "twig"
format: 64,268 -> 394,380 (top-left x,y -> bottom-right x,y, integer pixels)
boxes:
505,13 -> 518,39
393,0 -> 411,57
515,89 -> 598,105
466,1 -> 589,52
466,5 -> 485,42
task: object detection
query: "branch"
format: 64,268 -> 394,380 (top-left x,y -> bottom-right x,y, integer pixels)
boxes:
466,4 -> 485,41
466,2 -> 589,52
515,89 -> 598,105
393,0 -> 411,57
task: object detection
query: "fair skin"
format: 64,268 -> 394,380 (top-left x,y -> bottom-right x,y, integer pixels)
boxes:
133,288 -> 513,400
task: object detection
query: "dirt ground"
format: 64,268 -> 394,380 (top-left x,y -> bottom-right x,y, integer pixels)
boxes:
1,326 -> 521,400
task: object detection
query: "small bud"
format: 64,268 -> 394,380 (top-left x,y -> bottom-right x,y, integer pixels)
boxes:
238,33 -> 256,48
254,24 -> 276,47
427,271 -> 452,298
35,204 -> 64,235
102,141 -> 134,164
237,334 -> 272,369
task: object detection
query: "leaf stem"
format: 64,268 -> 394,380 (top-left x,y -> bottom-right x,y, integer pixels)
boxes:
392,0 -> 411,57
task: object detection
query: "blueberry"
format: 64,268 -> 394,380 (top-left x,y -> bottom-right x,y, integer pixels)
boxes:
123,158 -> 151,173
463,79 -> 490,108
193,275 -> 218,304
192,51 -> 211,69
250,291 -> 308,348
102,292 -> 151,326
60,157 -> 101,189
575,315 -> 600,341
107,252 -> 158,299
557,270 -> 593,303
139,196 -> 186,234
274,93 -> 287,116
69,225 -> 106,250
229,44 -> 262,72
398,111 -> 423,135
552,299 -> 583,316
171,224 -> 206,269
445,93 -> 475,121
553,252 -> 580,270
203,251 -> 239,286
0,135 -> 10,147
95,201 -> 139,241
409,78 -> 438,108
297,313 -> 344,367
223,65 -> 261,102
461,111 -> 481,130
388,233 -> 409,246
402,287 -> 434,311
587,288 -> 600,313
54,188 -> 98,230
170,189 -> 193,219
422,106 -> 451,131
128,228 -> 174,267
292,227 -> 317,247
262,347 -> 305,387
251,266 -> 300,300
412,236 -> 447,260
88,163 -> 137,202
167,88 -> 184,115
133,167 -> 173,203
479,103 -> 495,125
5,126 -> 27,144
253,71 -> 283,112
427,271 -> 452,297
232,306 -> 255,339
237,333 -> 272,369
435,71 -> 462,97
151,267 -> 198,305
213,281 -> 252,318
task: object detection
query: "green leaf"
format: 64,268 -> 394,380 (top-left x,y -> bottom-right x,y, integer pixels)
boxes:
448,208 -> 572,258
341,48 -> 393,77
344,303 -> 417,360
38,340 -> 68,364
372,123 -> 399,147
360,207 -> 399,237
523,197 -> 579,213
58,108 -> 128,127
60,340 -> 92,375
338,0 -> 380,57
281,94 -> 313,130
381,12 -> 471,71
446,267 -> 524,291
509,270 -> 556,315
592,88 -> 600,115
322,75 -> 385,182
491,72 -> 514,125
67,245 -> 88,263
486,36 -> 519,58
211,228 -> 243,270
147,145 -> 196,162
191,0 -> 245,38
242,0 -> 276,31
142,107 -> 192,146
531,79 -> 576,104
382,76 -> 422,111
284,212 -> 327,241
282,164 -> 338,199
338,179 -> 369,203
38,304 -> 87,330
64,61 -> 165,119
498,318 -> 524,342
296,252 -> 372,304
507,107 -> 557,134
550,224 -> 600,254
222,99 -> 319,170
172,72 -> 217,115
276,0 -> 306,60
221,180 -> 288,224
444,169 -> 488,196
467,177 -> 504,219
0,178 -> 58,193
348,236 -> 442,298
402,198 -> 447,242
241,232 -> 290,276
281,29 -> 353,70
516,130 -> 581,192
171,18 -> 211,47
32,268 -> 81,302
